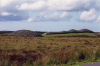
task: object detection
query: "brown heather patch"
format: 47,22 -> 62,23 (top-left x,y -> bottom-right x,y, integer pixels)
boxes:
0,33 -> 100,65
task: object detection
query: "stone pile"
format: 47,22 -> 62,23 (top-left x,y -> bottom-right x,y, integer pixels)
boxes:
7,30 -> 43,37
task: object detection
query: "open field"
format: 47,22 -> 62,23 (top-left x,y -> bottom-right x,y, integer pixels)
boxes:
42,33 -> 100,37
0,33 -> 100,66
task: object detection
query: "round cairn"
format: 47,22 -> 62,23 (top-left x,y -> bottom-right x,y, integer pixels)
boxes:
7,30 -> 43,37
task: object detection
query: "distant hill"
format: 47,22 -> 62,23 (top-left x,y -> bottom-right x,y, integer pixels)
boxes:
0,29 -> 100,36
44,29 -> 95,35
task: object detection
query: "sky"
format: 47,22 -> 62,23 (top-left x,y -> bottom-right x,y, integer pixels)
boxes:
0,0 -> 100,32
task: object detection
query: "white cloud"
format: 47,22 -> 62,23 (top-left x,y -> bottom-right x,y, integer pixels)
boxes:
80,8 -> 97,21
27,18 -> 34,22
0,0 -> 13,7
47,0 -> 95,11
44,15 -> 47,18
95,16 -> 100,22
49,12 -> 60,18
13,14 -> 17,16
16,1 -> 47,10
27,11 -> 71,22
0,0 -> 99,22
60,11 -> 69,18
27,16 -> 41,22
1,12 -> 12,16
15,0 -> 96,12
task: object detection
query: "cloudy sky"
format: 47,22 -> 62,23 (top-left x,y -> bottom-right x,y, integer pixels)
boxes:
0,0 -> 100,32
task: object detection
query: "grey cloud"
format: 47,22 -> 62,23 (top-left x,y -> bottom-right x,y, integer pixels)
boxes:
0,15 -> 24,21
0,0 -> 100,22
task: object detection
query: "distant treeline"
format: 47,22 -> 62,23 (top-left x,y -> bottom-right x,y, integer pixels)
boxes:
0,31 -> 14,34
0,31 -> 46,35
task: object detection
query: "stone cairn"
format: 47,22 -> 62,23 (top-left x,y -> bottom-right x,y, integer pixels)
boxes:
7,30 -> 43,37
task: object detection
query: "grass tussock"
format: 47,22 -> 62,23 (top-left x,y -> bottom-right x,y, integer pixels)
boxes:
0,33 -> 100,66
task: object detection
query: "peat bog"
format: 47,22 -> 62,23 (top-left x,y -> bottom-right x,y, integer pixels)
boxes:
0,29 -> 100,66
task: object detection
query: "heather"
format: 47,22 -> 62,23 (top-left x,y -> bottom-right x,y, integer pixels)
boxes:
0,29 -> 100,66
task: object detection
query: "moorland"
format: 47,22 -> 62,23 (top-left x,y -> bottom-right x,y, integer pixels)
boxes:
0,29 -> 100,66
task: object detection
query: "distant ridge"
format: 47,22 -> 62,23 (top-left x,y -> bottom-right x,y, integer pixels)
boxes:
44,29 -> 95,35
0,29 -> 100,34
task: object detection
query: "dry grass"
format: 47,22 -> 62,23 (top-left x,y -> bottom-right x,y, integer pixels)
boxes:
0,33 -> 100,66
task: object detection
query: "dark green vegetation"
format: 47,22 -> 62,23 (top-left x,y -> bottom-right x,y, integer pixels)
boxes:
0,31 -> 14,34
0,29 -> 100,66
0,30 -> 46,36
0,29 -> 97,36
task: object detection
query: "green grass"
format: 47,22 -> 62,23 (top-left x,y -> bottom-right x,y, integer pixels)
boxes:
43,33 -> 98,37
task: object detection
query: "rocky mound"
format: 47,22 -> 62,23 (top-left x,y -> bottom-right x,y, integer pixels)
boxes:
7,30 -> 43,37
78,29 -> 94,33
68,29 -> 94,33
44,29 -> 94,35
